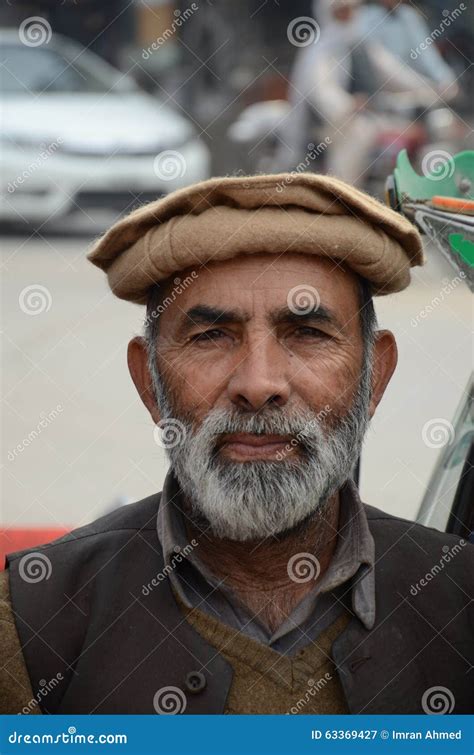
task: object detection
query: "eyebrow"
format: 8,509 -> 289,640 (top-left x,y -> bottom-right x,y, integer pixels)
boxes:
177,303 -> 342,334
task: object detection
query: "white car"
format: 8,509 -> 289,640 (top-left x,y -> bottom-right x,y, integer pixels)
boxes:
0,29 -> 210,226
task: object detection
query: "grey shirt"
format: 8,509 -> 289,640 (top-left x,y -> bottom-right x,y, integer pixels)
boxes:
156,469 -> 375,656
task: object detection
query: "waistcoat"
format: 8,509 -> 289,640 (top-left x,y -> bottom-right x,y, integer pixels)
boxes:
6,493 -> 474,713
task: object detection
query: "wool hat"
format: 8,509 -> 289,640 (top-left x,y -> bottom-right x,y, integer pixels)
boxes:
88,172 -> 424,303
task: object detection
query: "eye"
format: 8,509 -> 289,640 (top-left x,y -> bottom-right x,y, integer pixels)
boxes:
294,326 -> 327,338
190,329 -> 226,342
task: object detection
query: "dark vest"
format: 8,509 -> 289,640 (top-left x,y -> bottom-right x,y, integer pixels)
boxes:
6,493 -> 474,714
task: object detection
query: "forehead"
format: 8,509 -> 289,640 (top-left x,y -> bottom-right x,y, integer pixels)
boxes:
155,253 -> 365,337
170,253 -> 360,317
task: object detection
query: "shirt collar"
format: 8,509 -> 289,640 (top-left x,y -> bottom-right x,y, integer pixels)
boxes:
321,477 -> 376,629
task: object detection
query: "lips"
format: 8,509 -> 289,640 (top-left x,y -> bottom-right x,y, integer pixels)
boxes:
217,433 -> 294,460
219,433 -> 291,447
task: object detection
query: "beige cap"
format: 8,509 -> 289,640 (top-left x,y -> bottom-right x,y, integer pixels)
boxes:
88,172 -> 424,303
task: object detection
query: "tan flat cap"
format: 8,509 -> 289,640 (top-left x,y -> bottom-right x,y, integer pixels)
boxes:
88,172 -> 424,303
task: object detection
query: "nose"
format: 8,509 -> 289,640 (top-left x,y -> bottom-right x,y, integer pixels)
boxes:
226,337 -> 291,412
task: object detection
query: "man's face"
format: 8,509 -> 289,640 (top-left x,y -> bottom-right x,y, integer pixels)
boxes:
155,253 -> 364,433
129,253 -> 396,541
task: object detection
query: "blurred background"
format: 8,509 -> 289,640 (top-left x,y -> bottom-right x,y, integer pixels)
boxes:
1,0 -> 472,554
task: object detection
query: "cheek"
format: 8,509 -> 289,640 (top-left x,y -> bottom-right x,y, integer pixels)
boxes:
160,351 -> 230,417
290,349 -> 362,412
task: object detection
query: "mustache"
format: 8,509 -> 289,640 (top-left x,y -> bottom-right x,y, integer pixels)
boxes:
192,405 -> 331,456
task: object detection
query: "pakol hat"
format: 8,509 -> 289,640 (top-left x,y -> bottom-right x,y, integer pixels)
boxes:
88,172 -> 424,303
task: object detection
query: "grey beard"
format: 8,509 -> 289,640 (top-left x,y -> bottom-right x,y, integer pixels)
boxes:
149,364 -> 372,542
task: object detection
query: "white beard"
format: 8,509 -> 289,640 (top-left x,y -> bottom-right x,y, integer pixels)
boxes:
153,379 -> 371,542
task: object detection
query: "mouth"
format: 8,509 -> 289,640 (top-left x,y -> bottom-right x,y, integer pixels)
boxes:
217,433 -> 295,461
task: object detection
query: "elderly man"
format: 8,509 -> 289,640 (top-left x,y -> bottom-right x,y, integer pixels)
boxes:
1,173 -> 473,715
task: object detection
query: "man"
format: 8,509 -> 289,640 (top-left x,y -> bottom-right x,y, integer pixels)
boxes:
278,0 -> 454,185
1,173 -> 473,714
357,0 -> 458,96
280,0 -> 372,183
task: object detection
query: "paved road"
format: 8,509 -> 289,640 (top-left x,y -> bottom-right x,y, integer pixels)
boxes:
1,224 -> 472,528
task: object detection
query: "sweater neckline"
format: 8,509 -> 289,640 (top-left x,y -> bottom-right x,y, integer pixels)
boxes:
175,589 -> 351,690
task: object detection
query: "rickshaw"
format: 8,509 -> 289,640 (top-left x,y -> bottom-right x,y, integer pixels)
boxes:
385,149 -> 473,541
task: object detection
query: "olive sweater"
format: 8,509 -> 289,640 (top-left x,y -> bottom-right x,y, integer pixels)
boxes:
175,590 -> 350,714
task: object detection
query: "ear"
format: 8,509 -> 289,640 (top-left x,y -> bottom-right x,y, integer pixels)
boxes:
127,336 -> 161,424
368,329 -> 398,418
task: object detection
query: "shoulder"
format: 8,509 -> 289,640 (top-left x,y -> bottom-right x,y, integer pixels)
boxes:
365,503 -> 474,576
4,492 -> 165,694
365,501 -> 472,546
6,491 -> 162,567
6,492 -> 163,609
